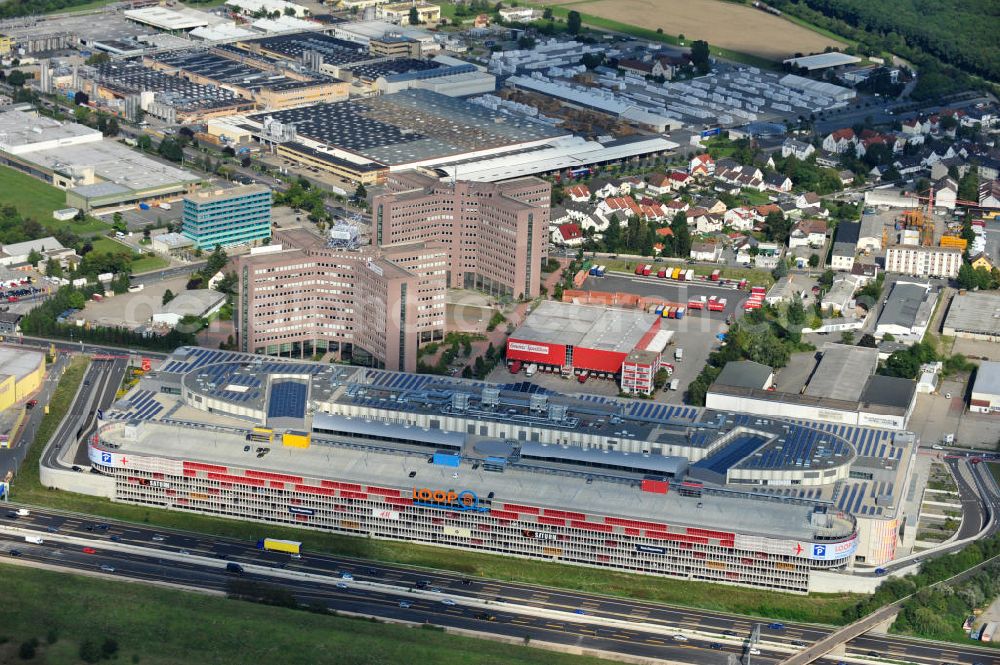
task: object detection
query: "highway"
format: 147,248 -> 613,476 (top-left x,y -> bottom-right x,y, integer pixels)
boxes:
3,506 -> 1000,665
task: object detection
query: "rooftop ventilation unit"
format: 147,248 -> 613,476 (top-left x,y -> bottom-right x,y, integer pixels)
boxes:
480,387 -> 500,408
451,392 -> 470,412
529,393 -> 548,413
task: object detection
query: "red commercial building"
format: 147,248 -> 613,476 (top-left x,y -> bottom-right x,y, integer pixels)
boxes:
506,301 -> 664,392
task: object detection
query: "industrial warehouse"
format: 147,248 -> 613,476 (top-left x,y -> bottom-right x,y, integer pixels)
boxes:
71,347 -> 918,593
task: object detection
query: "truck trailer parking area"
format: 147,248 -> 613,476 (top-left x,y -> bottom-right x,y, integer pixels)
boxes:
582,272 -> 744,322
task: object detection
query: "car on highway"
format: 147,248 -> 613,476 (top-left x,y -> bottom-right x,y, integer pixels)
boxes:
791,640 -> 806,647
573,609 -> 587,615
440,599 -> 456,606
179,549 -> 190,555
71,466 -> 82,472
428,586 -> 442,593
151,535 -> 165,541
709,643 -> 723,650
99,564 -> 115,573
461,578 -> 472,585
9,549 -> 22,557
16,509 -> 29,516
340,572 -> 353,581
475,612 -> 496,621
875,567 -> 887,575
398,601 -> 412,608
290,553 -> 301,559
26,399 -> 37,408
82,547 -> 96,554
768,623 -> 785,630
336,582 -> 349,589
672,635 -> 687,642
749,648 -> 761,655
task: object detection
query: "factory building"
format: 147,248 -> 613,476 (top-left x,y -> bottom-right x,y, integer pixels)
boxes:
0,346 -> 45,411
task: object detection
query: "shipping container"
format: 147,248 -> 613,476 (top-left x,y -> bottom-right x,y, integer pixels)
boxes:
688,296 -> 706,310
654,304 -> 664,316
671,267 -> 681,279
738,278 -> 748,290
709,298 -> 726,312
685,269 -> 695,281
657,268 -> 667,278
509,360 -> 522,374
710,269 -> 721,281
675,306 -> 685,319
635,264 -> 644,275
525,363 -> 537,377
158,202 -> 172,210
642,264 -> 652,276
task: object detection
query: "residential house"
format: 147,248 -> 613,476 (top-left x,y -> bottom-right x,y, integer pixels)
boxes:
724,207 -> 756,231
901,118 -> 929,136
978,158 -> 1000,182
979,179 -> 1000,209
754,204 -> 781,224
566,184 -> 591,202
893,156 -> 924,177
788,218 -> 827,249
655,226 -> 674,241
781,138 -> 815,161
933,177 -> 958,209
667,171 -> 693,188
689,154 -> 716,177
855,130 -> 892,158
589,179 -> 621,199
970,253 -> 994,272
795,192 -> 822,209
838,170 -> 855,186
664,199 -> 689,216
552,223 -> 584,247
616,175 -> 646,195
549,207 -> 571,228
732,235 -> 755,266
821,275 -> 861,314
695,197 -> 728,215
597,195 -> 641,218
822,128 -> 856,154
696,213 -> 725,234
618,58 -> 671,79
858,212 -> 883,254
831,221 -> 860,271
690,241 -> 723,263
764,173 -> 793,193
645,173 -> 673,196
815,151 -> 840,169
850,261 -> 879,286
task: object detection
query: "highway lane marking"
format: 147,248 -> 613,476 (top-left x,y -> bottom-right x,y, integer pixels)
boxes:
545,623 -> 563,629
646,638 -> 665,645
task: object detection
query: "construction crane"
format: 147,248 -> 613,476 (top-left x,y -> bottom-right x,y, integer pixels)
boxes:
892,185 -> 982,248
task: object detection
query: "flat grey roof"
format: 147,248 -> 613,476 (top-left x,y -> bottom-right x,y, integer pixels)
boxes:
860,375 -> 915,409
972,361 -> 1000,398
99,420 -> 849,543
804,344 -> 877,402
714,361 -> 773,390
0,109 -> 101,150
512,301 -> 658,354
878,282 -> 929,329
944,292 -> 1000,336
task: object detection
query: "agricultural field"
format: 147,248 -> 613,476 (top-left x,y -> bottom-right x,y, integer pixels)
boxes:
540,0 -> 846,60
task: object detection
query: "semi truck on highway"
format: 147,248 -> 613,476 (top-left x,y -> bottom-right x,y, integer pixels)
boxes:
256,538 -> 302,555
24,535 -> 43,544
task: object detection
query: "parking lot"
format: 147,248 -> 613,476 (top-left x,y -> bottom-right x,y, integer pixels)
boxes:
582,273 -> 744,323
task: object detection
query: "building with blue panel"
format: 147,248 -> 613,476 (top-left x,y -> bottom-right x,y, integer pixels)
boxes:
182,184 -> 271,250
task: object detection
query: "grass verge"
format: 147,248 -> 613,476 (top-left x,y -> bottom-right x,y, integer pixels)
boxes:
86,237 -> 169,272
17,356 -> 857,625
0,166 -> 107,233
0,564 -> 616,665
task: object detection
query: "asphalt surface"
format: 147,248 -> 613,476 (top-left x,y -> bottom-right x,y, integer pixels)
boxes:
583,272 -> 743,320
0,354 -> 69,481
3,507 -> 999,665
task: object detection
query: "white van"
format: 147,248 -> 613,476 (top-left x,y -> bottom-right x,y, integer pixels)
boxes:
669,378 -> 680,391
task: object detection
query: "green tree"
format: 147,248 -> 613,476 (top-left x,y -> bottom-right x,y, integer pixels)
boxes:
6,69 -> 26,87
690,40 -> 711,74
840,330 -> 855,345
808,253 -> 820,268
818,269 -> 835,289
85,52 -> 110,65
157,138 -> 184,163
409,5 -> 419,24
45,257 -> 63,278
653,367 -> 670,391
162,289 -> 175,306
787,298 -> 806,326
957,169 -> 979,204
566,10 -> 581,34
670,211 -> 691,257
26,248 -> 42,267
542,7 -> 553,18
763,210 -> 791,244
136,135 -> 152,152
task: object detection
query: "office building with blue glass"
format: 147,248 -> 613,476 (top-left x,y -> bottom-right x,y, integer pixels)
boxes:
182,184 -> 272,250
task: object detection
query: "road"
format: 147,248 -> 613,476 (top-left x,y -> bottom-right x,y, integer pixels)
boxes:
130,261 -> 206,285
36,357 -> 127,472
0,354 -> 69,481
3,507 -> 999,665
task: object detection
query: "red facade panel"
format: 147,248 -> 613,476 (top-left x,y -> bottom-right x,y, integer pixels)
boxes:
295,484 -> 336,496
641,479 -> 669,494
537,516 -> 565,526
505,338 -> 566,367
572,346 -> 627,374
183,461 -> 228,474
340,490 -> 367,500
246,470 -> 303,484
503,503 -> 540,514
570,520 -> 613,533
367,486 -> 401,497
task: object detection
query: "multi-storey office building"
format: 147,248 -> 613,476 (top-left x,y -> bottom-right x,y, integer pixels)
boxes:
78,347 -> 918,587
182,185 -> 272,250
236,227 -> 446,371
373,171 -> 550,299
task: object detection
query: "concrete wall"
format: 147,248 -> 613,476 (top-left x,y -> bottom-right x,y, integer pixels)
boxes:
39,464 -> 115,498
808,569 -> 882,594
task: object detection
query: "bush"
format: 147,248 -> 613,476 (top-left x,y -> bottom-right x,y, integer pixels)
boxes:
101,637 -> 119,658
18,639 -> 37,660
79,639 -> 102,663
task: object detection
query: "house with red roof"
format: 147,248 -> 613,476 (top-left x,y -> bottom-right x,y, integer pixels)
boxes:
689,154 -> 716,177
566,184 -> 591,202
822,128 -> 856,154
645,173 -> 673,196
552,223 -> 585,247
